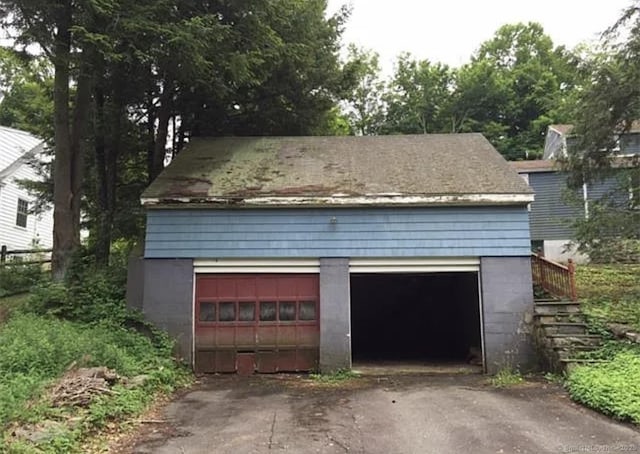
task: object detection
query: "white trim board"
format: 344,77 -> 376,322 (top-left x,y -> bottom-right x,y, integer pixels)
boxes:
193,257 -> 480,274
194,258 -> 321,274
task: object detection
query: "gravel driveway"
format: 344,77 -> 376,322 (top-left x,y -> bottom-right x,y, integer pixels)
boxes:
125,374 -> 640,454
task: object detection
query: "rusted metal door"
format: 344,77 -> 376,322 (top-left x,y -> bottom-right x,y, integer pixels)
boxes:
195,274 -> 319,374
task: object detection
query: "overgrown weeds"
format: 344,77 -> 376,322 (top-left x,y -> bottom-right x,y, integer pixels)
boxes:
488,368 -> 525,388
0,255 -> 191,452
0,263 -> 46,297
309,369 -> 360,385
564,264 -> 640,424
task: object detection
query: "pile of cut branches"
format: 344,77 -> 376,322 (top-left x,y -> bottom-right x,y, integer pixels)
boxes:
48,366 -> 119,408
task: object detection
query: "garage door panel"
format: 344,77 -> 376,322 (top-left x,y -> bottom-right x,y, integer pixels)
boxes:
277,349 -> 297,371
195,274 -> 319,374
296,327 -> 319,346
296,348 -> 319,371
235,326 -> 256,347
216,278 -> 236,298
277,325 -> 297,347
256,351 -> 278,373
215,328 -> 236,347
195,350 -> 216,373
215,350 -> 237,373
256,278 -> 278,297
257,325 -> 277,345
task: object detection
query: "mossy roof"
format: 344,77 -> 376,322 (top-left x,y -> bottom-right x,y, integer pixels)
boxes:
142,134 -> 533,207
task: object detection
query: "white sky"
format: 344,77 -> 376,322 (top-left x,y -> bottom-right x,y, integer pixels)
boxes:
327,0 -> 633,73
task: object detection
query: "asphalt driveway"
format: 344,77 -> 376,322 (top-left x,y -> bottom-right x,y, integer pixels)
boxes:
126,374 -> 640,454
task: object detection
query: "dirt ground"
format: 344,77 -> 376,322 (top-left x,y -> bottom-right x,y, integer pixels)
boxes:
114,373 -> 640,454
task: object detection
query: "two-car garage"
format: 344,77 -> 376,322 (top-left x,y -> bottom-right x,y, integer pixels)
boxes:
135,135 -> 537,374
193,260 -> 484,374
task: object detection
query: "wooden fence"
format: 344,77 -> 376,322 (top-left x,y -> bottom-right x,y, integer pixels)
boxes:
531,252 -> 577,301
0,245 -> 52,266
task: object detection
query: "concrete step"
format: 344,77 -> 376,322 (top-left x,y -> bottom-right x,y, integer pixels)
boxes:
535,312 -> 586,324
534,301 -> 582,315
554,346 -> 601,360
561,358 -> 610,373
541,322 -> 589,335
546,334 -> 603,348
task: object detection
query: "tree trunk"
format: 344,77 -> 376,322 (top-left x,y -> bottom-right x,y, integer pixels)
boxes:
149,79 -> 174,183
51,2 -> 74,281
94,87 -> 110,266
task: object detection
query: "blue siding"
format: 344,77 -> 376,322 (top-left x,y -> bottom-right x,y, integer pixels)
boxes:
144,207 -> 531,258
620,133 -> 640,155
527,172 -> 583,241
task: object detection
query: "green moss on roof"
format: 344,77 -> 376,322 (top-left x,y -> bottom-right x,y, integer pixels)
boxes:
143,134 -> 532,203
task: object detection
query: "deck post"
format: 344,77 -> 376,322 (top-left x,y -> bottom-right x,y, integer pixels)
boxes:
567,259 -> 577,301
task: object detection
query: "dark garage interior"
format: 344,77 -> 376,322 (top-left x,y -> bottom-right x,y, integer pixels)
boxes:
350,272 -> 482,363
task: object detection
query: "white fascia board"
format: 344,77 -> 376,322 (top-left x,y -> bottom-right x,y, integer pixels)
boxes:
142,193 -> 534,207
194,258 -> 320,274
349,257 -> 480,273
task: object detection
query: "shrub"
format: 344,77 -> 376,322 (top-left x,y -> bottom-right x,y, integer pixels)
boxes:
566,350 -> 640,424
0,263 -> 45,297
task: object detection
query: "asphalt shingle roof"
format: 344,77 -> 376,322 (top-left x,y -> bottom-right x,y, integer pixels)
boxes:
142,134 -> 533,207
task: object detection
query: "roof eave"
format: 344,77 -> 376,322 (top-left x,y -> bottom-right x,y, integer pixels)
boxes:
141,193 -> 535,208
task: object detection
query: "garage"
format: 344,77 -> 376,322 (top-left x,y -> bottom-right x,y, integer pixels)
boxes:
135,134 -> 537,374
350,272 -> 482,365
194,274 -> 319,374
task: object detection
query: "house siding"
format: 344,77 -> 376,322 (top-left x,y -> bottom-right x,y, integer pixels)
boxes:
144,206 -> 531,259
0,163 -> 53,250
526,172 -> 583,241
620,133 -> 640,155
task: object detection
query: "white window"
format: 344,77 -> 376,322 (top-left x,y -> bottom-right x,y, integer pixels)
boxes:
16,198 -> 28,228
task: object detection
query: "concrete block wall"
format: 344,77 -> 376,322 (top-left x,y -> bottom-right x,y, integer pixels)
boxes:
480,257 -> 535,374
127,256 -> 537,374
140,259 -> 194,364
319,258 -> 351,373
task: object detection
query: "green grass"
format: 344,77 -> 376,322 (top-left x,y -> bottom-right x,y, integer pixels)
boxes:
564,264 -> 640,424
576,264 -> 640,331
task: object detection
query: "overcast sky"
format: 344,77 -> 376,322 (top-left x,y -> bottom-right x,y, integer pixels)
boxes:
326,0 -> 633,73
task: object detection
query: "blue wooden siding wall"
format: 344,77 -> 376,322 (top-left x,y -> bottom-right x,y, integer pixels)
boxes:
527,172 -> 583,241
144,206 -> 531,259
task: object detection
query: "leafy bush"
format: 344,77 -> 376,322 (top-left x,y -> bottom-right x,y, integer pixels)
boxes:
566,350 -> 640,423
27,263 -> 141,327
0,263 -> 45,297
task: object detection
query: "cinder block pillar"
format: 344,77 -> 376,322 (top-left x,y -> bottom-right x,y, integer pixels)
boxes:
319,258 -> 351,373
142,259 -> 194,365
480,257 -> 535,374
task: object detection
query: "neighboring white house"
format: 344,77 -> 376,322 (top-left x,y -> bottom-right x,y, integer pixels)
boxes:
0,125 -> 52,251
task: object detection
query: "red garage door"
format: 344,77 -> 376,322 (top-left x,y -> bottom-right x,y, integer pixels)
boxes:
195,274 -> 319,374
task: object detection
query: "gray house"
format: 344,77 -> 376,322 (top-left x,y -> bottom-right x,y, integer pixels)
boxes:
130,134 -> 536,374
512,124 -> 639,262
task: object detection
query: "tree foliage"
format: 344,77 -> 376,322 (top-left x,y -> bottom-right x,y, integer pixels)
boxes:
0,0 -> 351,273
383,53 -> 453,135
566,2 -> 640,258
341,45 -> 386,135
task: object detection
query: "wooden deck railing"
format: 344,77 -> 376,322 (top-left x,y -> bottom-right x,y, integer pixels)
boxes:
531,252 -> 577,301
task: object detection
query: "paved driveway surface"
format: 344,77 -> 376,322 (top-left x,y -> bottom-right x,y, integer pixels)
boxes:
127,374 -> 640,454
